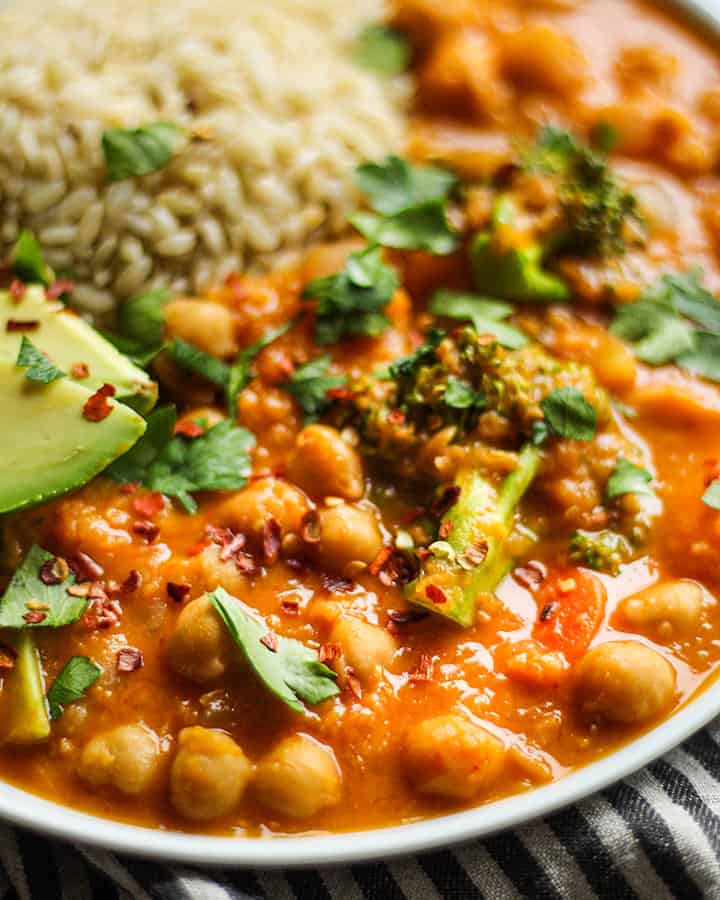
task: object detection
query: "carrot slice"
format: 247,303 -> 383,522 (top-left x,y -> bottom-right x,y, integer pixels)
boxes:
533,568 -> 606,662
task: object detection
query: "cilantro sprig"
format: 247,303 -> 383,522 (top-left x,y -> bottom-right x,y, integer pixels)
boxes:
533,387 -> 597,444
11,230 -> 53,286
283,357 -> 348,423
210,588 -> 339,713
15,337 -> 65,384
605,457 -> 654,500
47,656 -> 102,720
226,320 -> 295,417
0,546 -> 85,629
430,289 -> 528,350
102,122 -> 182,182
167,338 -> 231,387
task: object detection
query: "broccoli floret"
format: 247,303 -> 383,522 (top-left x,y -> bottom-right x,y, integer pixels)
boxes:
569,528 -> 633,575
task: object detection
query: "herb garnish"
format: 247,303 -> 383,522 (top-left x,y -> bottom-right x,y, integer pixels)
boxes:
226,320 -> 294,417
605,457 -> 654,500
15,337 -> 65,384
353,24 -> 410,76
533,387 -> 597,444
11,231 -> 53,286
166,338 -> 231,387
283,357 -> 348,423
46,656 -> 102,720
702,481 -> 720,510
0,546 -> 85,629
209,587 -> 339,713
102,122 -> 182,182
429,290 -> 528,349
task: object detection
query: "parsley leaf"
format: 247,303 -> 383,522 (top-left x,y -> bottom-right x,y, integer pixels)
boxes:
167,338 -> 230,387
304,246 -> 398,344
46,656 -> 102,720
429,289 -> 528,349
11,230 -> 53,286
353,24 -> 410,76
0,545 -> 85,629
105,406 -> 255,513
102,122 -> 182,182
703,480 -> 720,510
284,357 -> 347,423
210,587 -> 339,713
15,336 -> 65,384
226,321 -> 294,417
540,387 -> 597,442
605,457 -> 654,500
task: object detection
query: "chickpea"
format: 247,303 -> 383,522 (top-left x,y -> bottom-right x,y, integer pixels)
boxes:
164,299 -> 238,358
618,580 -> 703,640
170,727 -> 252,821
215,478 -> 311,545
78,725 -> 160,795
253,734 -> 342,818
405,714 -> 505,799
329,616 -> 396,683
498,25 -> 588,98
314,503 -> 384,576
167,594 -> 234,684
286,425 -> 364,502
575,641 -> 676,724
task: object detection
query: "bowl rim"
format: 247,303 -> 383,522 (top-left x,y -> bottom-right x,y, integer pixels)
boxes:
3,0 -> 720,870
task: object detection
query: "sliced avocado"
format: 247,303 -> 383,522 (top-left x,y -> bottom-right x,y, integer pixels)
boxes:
1,631 -> 50,744
0,360 -> 146,514
0,287 -> 157,413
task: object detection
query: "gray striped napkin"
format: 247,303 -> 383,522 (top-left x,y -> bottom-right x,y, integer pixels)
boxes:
0,719 -> 718,899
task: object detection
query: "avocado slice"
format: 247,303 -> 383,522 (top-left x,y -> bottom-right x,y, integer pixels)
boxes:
0,360 -> 147,514
0,287 -> 157,413
1,631 -> 50,744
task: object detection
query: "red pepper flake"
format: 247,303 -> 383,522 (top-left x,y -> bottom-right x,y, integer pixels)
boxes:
121,569 -> 142,593
325,386 -> 360,401
321,573 -> 355,593
300,509 -> 321,544
438,519 -> 453,539
120,482 -> 139,495
260,632 -> 278,652
431,485 -> 461,518
280,598 -> 300,615
39,556 -> 69,586
46,279 -> 75,301
0,643 -> 17,670
286,558 -> 308,573
132,520 -> 160,543
346,669 -> 363,699
87,581 -> 108,601
71,551 -> 104,582
82,593 -> 122,630
425,583 -> 447,605
116,647 -> 144,672
9,280 -> 26,302
368,546 -> 393,577
69,361 -> 90,379
22,610 -> 47,624
464,539 -> 489,567
186,539 -> 209,557
234,552 -> 259,575
6,319 -> 39,332
132,492 -> 165,519
539,601 -> 556,622
262,518 -> 281,566
513,562 -> 545,590
67,583 -> 90,598
166,582 -> 191,603
388,409 -> 405,425
409,653 -> 434,683
387,608 -> 429,627
174,419 -> 206,438
82,383 -> 115,422
319,642 -> 341,664
402,506 -> 427,524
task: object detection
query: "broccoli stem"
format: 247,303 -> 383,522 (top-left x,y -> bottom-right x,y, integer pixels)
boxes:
3,631 -> 50,743
407,443 -> 541,627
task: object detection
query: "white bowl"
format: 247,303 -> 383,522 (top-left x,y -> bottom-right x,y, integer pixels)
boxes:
3,0 -> 720,869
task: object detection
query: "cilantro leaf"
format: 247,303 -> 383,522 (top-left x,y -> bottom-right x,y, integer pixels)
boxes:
353,24 -> 410,76
677,332 -> 720,382
703,480 -> 720,510
351,204 -> 458,255
102,122 -> 181,182
444,377 -> 482,410
105,407 -> 254,513
388,329 -> 444,381
304,246 -> 398,344
0,545 -> 85,629
429,289 -> 528,349
643,269 -> 720,334
209,587 -> 339,713
167,338 -> 230,387
610,297 -> 695,364
284,357 -> 347,423
605,457 -> 654,500
540,387 -> 597,441
15,337 -> 65,384
46,656 -> 102,720
11,230 -> 53,286
226,321 -> 294,417
355,156 -> 457,216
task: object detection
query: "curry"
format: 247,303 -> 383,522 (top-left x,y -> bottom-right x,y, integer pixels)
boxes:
2,0 -> 720,838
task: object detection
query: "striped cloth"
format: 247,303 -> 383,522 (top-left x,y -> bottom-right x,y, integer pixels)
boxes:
0,722 -> 718,900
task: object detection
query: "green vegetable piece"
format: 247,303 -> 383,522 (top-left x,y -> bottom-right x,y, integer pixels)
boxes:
353,24 -> 411,76
15,336 -> 65,384
105,288 -> 171,365
408,443 -> 541,627
283,357 -> 348,423
355,156 -> 457,216
102,122 -> 181,182
569,529 -> 633,576
591,121 -> 618,154
226,321 -> 294,417
605,457 -> 654,500
351,205 -> 458,255
166,338 -> 230,387
10,230 -> 53,286
0,545 -> 84,629
470,230 -> 570,304
209,588 -> 339,713
2,632 -> 50,744
304,246 -> 398,344
106,406 -> 255,514
540,387 -> 597,442
46,656 -> 102,720
702,480 -> 720,510
429,289 -> 528,349
444,377 -> 481,409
